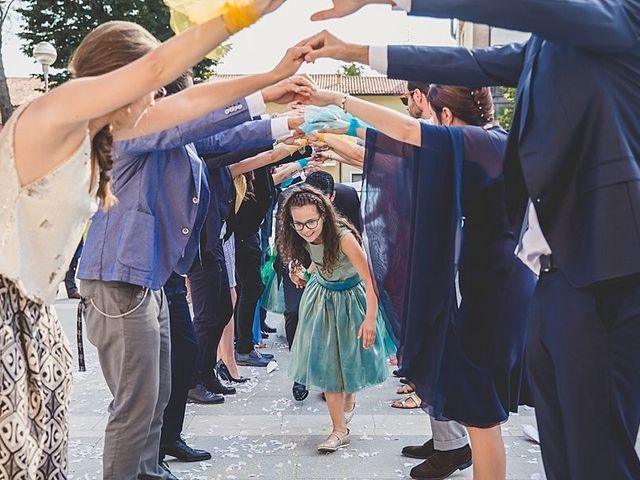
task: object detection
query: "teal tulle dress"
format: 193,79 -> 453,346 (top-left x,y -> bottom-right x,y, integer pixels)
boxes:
288,231 -> 390,393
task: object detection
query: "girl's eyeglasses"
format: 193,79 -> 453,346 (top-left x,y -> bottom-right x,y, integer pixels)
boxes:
291,217 -> 321,231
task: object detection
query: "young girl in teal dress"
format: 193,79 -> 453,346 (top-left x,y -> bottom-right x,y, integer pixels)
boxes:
278,185 -> 389,453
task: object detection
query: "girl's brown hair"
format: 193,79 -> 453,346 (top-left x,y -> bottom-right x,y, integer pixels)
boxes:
278,185 -> 361,275
69,21 -> 160,209
427,85 -> 494,127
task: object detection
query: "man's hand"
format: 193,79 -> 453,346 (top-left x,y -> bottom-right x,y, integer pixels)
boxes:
298,30 -> 369,64
262,74 -> 317,104
286,115 -> 305,132
310,0 -> 394,21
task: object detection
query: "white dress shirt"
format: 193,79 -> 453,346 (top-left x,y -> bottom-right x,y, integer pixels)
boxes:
246,92 -> 292,141
516,202 -> 552,275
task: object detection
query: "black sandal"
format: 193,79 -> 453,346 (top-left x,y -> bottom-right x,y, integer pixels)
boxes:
216,360 -> 250,383
292,382 -> 309,401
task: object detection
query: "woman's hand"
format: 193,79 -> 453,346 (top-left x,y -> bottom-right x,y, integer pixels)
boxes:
357,316 -> 377,349
254,0 -> 288,16
303,158 -> 325,174
305,89 -> 343,107
298,30 -> 369,64
262,75 -> 316,105
271,47 -> 314,83
310,0 -> 393,21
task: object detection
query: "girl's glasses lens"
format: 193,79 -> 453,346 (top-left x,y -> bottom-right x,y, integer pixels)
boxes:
291,218 -> 320,231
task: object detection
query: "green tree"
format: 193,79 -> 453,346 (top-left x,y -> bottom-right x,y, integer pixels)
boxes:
17,0 -> 229,87
496,86 -> 516,130
0,0 -> 19,123
339,62 -> 364,76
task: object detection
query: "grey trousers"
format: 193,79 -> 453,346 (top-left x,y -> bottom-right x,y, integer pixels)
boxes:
431,418 -> 468,451
81,280 -> 171,480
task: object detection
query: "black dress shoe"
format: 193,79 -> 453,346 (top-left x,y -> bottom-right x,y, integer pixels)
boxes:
187,384 -> 225,404
259,352 -> 274,360
292,382 -> 309,401
161,438 -> 212,462
160,461 -> 179,480
204,373 -> 236,395
261,322 -> 277,333
402,439 -> 436,459
393,368 -> 407,378
216,360 -> 250,383
410,445 -> 472,480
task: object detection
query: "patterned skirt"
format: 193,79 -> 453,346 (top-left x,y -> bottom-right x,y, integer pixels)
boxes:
0,275 -> 72,479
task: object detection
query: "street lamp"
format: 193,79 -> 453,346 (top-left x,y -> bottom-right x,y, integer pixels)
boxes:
33,41 -> 57,92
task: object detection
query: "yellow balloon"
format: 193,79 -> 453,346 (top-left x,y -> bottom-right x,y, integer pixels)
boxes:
163,0 -> 258,58
164,0 -> 227,26
165,1 -> 230,59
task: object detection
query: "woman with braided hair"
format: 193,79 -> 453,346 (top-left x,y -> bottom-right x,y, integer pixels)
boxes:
0,1 -> 297,477
305,85 -> 536,480
278,185 -> 389,453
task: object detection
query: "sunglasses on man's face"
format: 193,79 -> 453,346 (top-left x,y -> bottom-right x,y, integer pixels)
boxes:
400,89 -> 417,106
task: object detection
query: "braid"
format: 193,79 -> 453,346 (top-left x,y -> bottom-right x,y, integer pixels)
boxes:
91,125 -> 118,210
428,85 -> 494,126
470,88 -> 495,123
288,191 -> 327,215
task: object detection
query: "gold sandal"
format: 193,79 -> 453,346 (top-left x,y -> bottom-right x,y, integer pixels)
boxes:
317,429 -> 351,453
344,397 -> 356,425
396,384 -> 415,395
391,392 -> 422,409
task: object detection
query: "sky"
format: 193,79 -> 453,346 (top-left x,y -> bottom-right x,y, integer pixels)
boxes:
2,1 -> 456,77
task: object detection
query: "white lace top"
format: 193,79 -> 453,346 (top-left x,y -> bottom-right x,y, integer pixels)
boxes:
0,105 -> 98,304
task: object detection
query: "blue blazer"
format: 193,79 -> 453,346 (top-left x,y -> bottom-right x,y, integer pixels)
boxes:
387,0 -> 640,287
78,100 -> 252,290
196,120 -> 275,253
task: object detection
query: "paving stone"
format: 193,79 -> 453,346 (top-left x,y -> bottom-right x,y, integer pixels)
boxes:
54,299 -> 550,479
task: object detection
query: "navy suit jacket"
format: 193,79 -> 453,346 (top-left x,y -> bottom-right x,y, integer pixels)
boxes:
333,183 -> 362,233
387,0 -> 640,287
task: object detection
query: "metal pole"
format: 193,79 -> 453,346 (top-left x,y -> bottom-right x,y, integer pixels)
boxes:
43,64 -> 49,92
